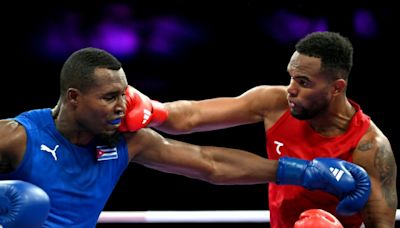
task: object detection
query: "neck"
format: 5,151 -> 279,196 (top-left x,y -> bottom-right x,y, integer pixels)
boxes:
308,97 -> 356,137
52,103 -> 94,146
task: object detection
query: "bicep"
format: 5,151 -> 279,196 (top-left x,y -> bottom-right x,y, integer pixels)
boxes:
353,131 -> 397,226
127,129 -> 213,180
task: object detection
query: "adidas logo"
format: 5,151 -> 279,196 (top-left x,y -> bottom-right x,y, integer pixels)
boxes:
142,109 -> 152,124
329,167 -> 344,181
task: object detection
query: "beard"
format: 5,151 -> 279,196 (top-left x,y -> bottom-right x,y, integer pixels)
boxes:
291,108 -> 312,120
291,98 -> 329,120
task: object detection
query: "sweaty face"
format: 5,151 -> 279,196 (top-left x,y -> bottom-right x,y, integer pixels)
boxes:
286,52 -> 334,120
74,68 -> 128,137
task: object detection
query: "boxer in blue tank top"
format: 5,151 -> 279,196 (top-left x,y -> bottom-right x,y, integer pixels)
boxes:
0,47 -> 371,227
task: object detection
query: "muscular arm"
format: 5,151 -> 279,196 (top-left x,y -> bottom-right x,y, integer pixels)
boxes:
156,85 -> 288,134
125,128 -> 277,184
124,128 -> 372,216
0,120 -> 27,174
353,122 -> 397,227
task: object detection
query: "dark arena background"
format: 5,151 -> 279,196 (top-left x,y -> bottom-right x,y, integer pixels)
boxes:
2,1 -> 398,227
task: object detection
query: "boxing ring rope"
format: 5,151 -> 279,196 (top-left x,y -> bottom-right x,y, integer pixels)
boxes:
98,209 -> 400,223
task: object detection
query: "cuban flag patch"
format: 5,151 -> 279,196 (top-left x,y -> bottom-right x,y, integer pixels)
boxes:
96,145 -> 118,161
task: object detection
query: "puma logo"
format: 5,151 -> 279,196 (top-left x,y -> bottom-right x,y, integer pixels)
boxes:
274,141 -> 284,155
41,144 -> 59,161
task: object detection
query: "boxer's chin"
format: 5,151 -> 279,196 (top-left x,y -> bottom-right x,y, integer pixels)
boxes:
97,132 -> 122,147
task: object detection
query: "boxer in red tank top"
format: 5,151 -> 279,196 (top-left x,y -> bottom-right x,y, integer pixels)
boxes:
155,31 -> 397,227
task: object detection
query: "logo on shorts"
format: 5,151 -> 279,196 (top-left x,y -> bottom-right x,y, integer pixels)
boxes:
41,144 -> 59,161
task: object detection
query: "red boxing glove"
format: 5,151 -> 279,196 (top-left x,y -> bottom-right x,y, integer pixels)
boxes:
294,209 -> 343,228
119,85 -> 168,132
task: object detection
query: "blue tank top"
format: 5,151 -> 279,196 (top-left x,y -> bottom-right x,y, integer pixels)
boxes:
0,108 -> 129,227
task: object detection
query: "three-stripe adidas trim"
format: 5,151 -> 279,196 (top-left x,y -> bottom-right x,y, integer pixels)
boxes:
329,167 -> 344,181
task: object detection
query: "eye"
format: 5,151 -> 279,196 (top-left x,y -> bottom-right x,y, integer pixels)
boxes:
293,77 -> 312,88
103,95 -> 117,101
298,79 -> 309,87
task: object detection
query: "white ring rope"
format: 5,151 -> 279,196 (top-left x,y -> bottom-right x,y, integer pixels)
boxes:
98,209 -> 400,223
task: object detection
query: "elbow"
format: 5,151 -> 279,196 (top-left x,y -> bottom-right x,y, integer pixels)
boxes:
202,163 -> 237,185
158,101 -> 199,135
198,160 -> 227,185
204,173 -> 225,185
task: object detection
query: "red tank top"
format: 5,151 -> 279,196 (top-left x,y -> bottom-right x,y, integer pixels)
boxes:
266,101 -> 370,228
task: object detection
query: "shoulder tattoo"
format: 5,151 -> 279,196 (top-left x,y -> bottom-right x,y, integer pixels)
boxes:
374,141 -> 398,209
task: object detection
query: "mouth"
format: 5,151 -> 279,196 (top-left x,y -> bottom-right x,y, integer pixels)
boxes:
108,118 -> 122,125
288,99 -> 296,108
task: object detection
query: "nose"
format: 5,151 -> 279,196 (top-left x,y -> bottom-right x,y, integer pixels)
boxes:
287,79 -> 298,97
115,94 -> 126,115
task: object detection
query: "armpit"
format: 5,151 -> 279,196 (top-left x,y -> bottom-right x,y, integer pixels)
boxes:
0,153 -> 14,173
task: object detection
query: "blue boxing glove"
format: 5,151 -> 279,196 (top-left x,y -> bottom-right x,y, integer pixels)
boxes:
0,180 -> 50,228
276,157 -> 371,216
